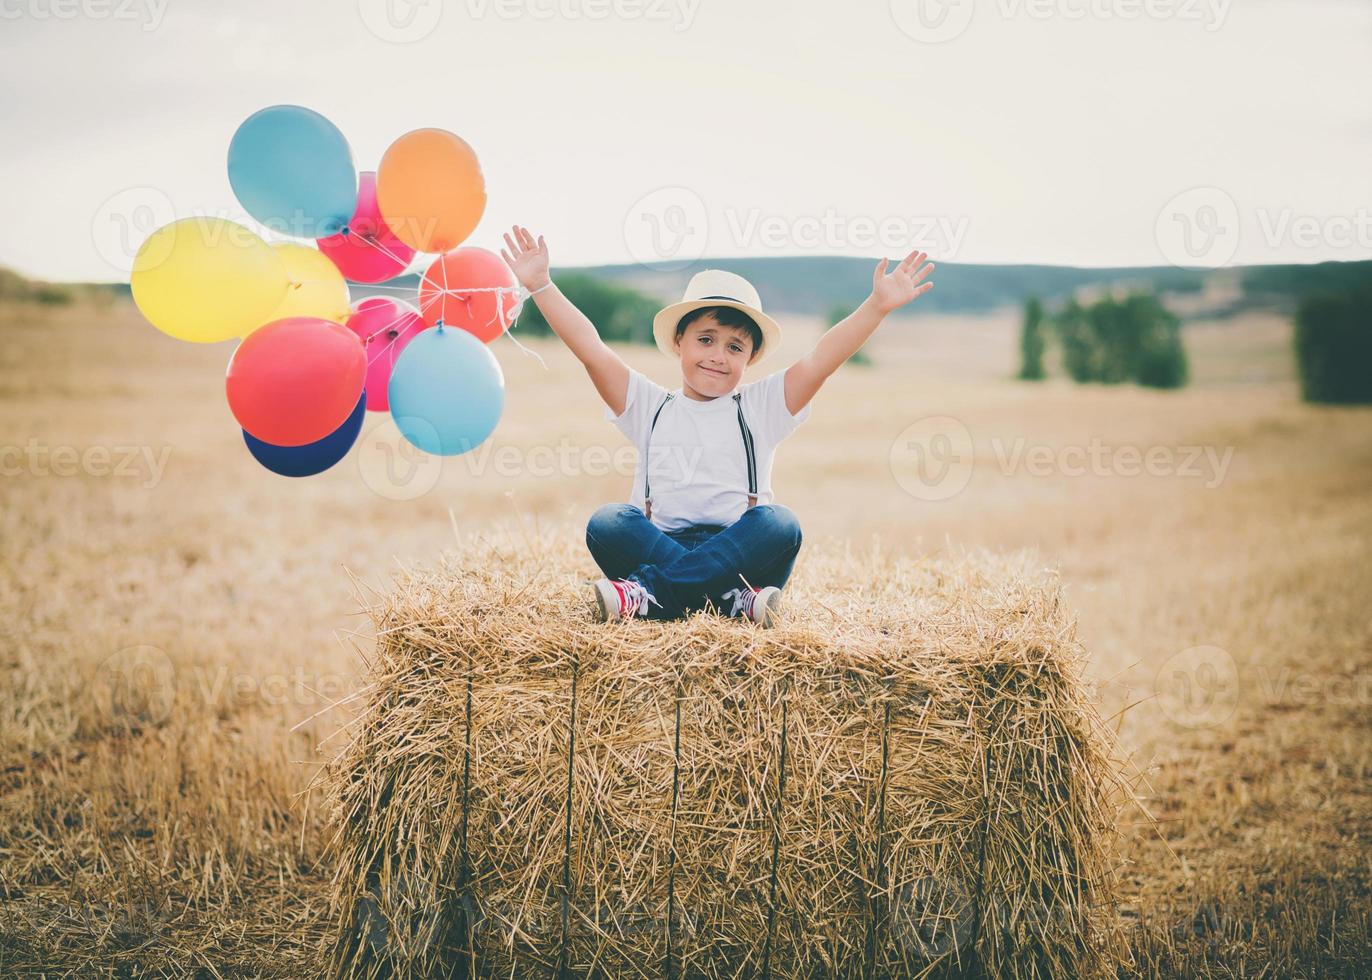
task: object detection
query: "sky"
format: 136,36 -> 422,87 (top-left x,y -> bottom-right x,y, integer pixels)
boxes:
1,0 -> 1369,282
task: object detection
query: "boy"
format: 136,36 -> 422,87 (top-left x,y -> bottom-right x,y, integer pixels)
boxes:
500,225 -> 934,627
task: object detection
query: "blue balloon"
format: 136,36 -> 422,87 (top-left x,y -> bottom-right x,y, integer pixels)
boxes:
228,105 -> 357,238
388,327 -> 504,456
243,391 -> 366,477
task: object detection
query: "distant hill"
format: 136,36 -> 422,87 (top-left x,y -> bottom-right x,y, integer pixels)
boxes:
365,257 -> 1372,318
0,267 -> 105,306
356,257 -> 1211,317
69,256 -> 1372,319
583,257 -> 1214,315
1242,259 -> 1372,301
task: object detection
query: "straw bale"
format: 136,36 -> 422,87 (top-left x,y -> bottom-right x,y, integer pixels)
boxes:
323,531 -> 1132,979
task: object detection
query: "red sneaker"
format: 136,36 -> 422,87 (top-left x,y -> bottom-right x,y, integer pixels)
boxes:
721,585 -> 783,628
591,577 -> 661,621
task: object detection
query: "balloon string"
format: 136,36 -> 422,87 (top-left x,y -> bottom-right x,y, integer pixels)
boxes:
350,231 -> 415,269
359,304 -> 424,369
502,312 -> 548,369
323,282 -> 417,294
290,278 -> 551,371
434,258 -> 507,365
438,251 -> 453,329
360,306 -> 416,345
289,278 -> 518,300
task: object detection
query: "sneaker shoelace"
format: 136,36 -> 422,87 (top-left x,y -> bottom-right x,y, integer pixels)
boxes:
721,586 -> 757,619
613,579 -> 661,618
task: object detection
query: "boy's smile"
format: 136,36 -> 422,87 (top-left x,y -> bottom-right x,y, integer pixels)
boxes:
674,316 -> 757,401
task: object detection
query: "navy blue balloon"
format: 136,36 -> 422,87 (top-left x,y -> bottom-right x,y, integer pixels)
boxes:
243,391 -> 366,477
228,105 -> 357,238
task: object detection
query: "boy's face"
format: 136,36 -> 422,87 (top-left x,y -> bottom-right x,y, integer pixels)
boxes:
673,315 -> 756,398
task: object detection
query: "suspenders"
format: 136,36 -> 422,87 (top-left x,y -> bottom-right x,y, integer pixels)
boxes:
643,392 -> 758,521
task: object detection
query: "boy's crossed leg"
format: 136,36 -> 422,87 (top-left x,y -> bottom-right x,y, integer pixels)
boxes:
587,503 -> 802,620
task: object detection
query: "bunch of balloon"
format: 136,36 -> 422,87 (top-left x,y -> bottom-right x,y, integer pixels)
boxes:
127,104 -> 516,480
378,128 -> 507,457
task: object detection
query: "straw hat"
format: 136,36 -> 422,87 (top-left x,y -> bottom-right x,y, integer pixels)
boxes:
652,269 -> 782,366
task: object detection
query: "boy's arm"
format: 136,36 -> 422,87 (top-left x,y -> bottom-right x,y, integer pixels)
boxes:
783,249 -> 935,415
528,280 -> 631,416
501,226 -> 630,415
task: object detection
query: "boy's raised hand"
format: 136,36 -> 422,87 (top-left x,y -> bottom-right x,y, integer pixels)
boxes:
870,249 -> 935,314
500,225 -> 551,291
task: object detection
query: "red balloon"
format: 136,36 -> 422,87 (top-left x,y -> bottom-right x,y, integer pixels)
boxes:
418,247 -> 520,343
317,172 -> 416,283
346,297 -> 425,412
226,317 -> 365,447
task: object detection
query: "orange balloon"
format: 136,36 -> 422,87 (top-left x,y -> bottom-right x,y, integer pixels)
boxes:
418,248 -> 519,343
377,129 -> 486,253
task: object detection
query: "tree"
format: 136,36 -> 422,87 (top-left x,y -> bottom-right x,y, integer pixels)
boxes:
513,273 -> 660,346
1131,294 -> 1187,389
1295,285 -> 1372,404
1048,292 -> 1187,388
1053,298 -> 1096,383
1018,296 -> 1046,380
1086,296 -> 1138,384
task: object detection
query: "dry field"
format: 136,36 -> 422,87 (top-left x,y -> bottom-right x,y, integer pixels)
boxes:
0,297 -> 1368,976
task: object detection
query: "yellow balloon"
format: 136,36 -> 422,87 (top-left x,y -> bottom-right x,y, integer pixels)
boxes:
131,218 -> 289,343
267,243 -> 352,326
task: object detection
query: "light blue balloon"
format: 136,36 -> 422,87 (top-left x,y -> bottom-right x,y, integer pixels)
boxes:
389,327 -> 505,456
228,105 -> 357,239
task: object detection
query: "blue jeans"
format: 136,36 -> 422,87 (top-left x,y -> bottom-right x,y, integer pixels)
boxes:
585,503 -> 803,620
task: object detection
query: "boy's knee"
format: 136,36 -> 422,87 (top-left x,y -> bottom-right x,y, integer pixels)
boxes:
755,504 -> 802,549
587,502 -> 642,538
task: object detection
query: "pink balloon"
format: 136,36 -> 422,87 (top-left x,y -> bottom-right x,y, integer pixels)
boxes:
318,172 -> 416,283
346,297 -> 425,412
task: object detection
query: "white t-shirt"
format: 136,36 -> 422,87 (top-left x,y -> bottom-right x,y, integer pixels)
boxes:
604,366 -> 812,532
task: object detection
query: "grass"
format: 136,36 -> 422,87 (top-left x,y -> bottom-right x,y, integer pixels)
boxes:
0,297 -> 1367,975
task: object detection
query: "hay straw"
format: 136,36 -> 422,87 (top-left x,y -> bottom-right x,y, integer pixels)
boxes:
321,527 -> 1135,978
